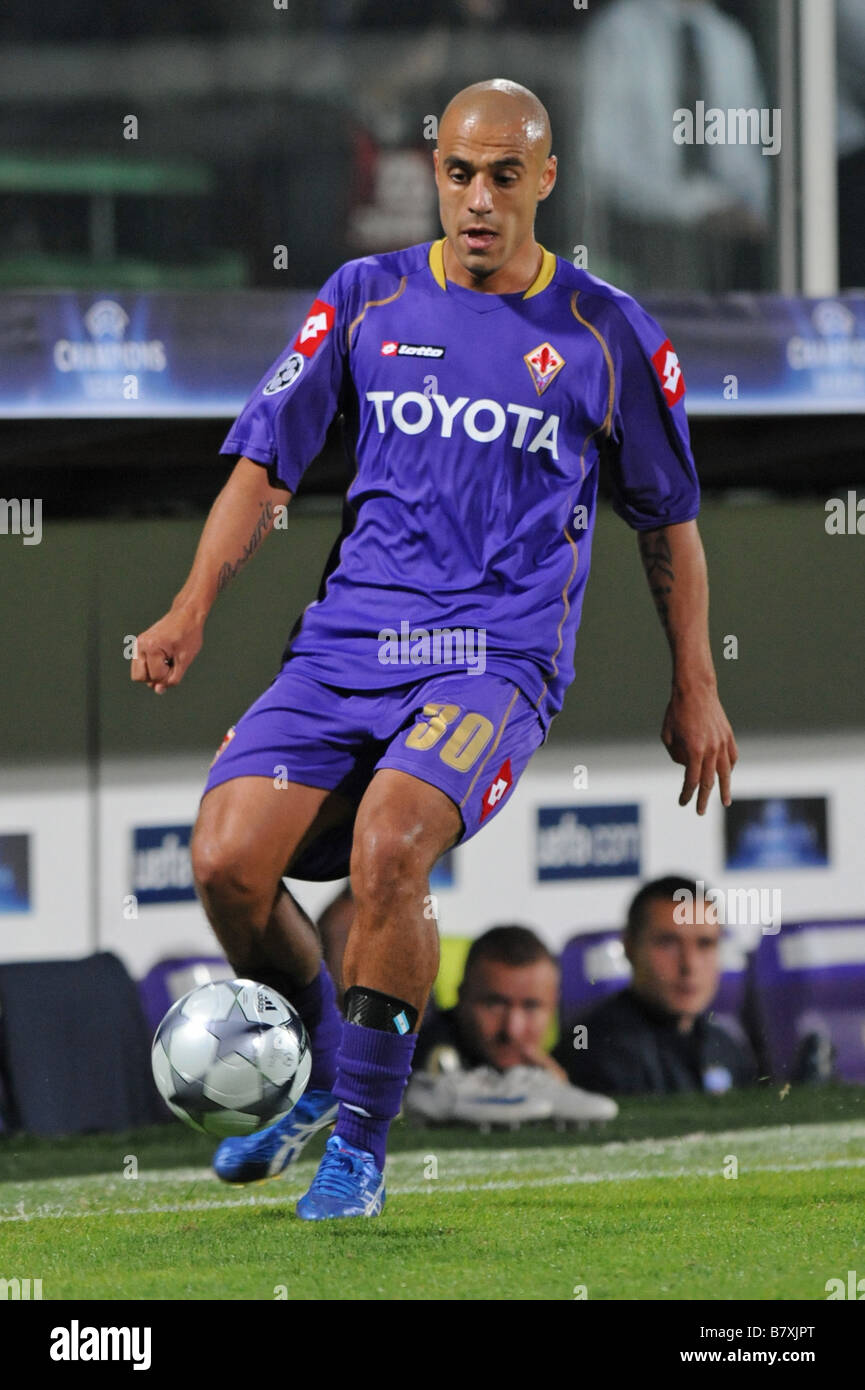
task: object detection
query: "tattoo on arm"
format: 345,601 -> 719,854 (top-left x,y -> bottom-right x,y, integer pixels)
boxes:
216,499 -> 274,594
638,529 -> 675,631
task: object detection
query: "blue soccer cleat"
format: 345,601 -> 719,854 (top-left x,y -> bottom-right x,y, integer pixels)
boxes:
213,1090 -> 338,1185
295,1134 -> 386,1220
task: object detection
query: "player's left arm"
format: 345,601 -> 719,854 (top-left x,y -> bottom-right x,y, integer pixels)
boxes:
637,518 -> 738,815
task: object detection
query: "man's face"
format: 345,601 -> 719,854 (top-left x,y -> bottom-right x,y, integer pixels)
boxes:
433,108 -> 556,286
626,898 -> 721,1027
457,957 -> 559,1070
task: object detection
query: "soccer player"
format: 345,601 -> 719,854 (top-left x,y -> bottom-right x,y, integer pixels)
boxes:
132,79 -> 737,1219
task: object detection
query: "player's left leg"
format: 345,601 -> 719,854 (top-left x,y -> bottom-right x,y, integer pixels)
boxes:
297,673 -> 545,1220
296,768 -> 460,1220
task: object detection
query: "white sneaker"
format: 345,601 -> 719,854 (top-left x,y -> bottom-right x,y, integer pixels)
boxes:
503,1067 -> 618,1125
405,1066 -> 553,1128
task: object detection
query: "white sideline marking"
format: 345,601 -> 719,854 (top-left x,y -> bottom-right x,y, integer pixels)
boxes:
2,1154 -> 864,1223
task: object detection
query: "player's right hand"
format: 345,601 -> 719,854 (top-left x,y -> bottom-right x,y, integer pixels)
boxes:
130,609 -> 204,694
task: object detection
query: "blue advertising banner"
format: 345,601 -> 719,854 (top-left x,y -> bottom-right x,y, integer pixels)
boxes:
131,824 -> 197,906
0,833 -> 31,913
429,849 -> 455,889
2,289 -> 864,419
536,804 -> 641,881
0,291 -> 312,420
647,294 -> 865,416
724,797 -> 829,870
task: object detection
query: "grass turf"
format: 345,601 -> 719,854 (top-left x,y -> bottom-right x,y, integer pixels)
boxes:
1,1085 -> 863,1301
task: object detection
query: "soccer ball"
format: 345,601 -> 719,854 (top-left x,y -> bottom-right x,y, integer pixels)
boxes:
151,979 -> 311,1138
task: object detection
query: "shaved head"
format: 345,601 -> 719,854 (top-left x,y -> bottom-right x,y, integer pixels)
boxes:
433,78 -> 557,294
439,80 -> 552,162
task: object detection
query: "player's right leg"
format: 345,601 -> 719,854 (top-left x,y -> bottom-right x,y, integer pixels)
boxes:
191,774 -> 351,989
191,775 -> 355,1183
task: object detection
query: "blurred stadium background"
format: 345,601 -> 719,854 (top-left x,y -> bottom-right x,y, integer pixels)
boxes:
1,0 -> 865,1136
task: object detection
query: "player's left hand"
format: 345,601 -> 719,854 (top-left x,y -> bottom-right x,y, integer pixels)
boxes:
661,681 -> 738,815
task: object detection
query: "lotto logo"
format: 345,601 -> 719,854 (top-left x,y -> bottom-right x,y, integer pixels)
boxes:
381,340 -> 446,358
480,758 -> 513,822
293,299 -> 336,358
651,339 -> 686,406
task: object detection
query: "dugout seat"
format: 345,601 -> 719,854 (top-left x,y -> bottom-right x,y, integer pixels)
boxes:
138,954 -> 234,1036
0,952 -> 164,1136
749,919 -> 865,1082
558,931 -> 632,1042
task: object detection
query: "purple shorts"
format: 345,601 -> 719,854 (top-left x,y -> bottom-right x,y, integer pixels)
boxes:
202,657 -> 546,880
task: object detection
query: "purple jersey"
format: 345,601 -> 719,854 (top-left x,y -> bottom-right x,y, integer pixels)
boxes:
220,239 -> 699,730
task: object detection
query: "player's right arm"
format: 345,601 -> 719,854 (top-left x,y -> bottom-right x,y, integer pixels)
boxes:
133,269 -> 353,693
131,457 -> 291,693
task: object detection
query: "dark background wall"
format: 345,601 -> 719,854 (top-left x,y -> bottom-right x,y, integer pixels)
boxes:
2,496 -> 859,767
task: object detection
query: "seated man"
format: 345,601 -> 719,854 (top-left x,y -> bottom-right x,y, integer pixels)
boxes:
414,923 -> 564,1075
555,876 -> 758,1095
407,924 -> 617,1125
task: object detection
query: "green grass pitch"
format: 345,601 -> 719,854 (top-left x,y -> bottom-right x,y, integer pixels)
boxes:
1,1086 -> 864,1301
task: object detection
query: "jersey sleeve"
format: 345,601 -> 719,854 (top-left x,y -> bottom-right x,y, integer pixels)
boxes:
219,267 -> 354,493
603,296 -> 701,531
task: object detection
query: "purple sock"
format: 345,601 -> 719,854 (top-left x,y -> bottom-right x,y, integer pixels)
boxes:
333,1021 -> 417,1170
290,963 -> 341,1093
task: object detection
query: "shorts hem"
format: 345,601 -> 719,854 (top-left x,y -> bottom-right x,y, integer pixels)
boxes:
202,767 -> 347,798
371,758 -> 468,842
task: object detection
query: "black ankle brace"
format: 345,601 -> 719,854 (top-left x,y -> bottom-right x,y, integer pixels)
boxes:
343,986 -> 418,1035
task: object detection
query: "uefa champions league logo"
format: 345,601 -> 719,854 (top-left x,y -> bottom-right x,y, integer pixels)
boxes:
83,300 -> 129,340
53,299 -> 166,387
263,352 -> 305,395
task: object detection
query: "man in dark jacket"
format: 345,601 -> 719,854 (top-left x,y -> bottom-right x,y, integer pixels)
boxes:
556,876 -> 757,1095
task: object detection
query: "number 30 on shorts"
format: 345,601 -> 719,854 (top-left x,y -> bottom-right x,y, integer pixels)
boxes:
405,702 -> 494,772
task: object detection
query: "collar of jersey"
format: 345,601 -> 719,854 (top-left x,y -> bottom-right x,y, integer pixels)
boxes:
428,237 -> 557,306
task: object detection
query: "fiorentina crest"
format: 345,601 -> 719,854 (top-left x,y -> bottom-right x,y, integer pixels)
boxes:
524,341 -> 565,396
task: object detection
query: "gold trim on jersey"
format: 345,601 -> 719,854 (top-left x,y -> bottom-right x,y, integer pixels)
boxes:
570,290 -> 616,481
533,525 -> 580,715
429,237 -> 448,291
429,239 -> 557,298
523,247 -> 557,299
460,685 -> 521,809
570,291 -> 615,435
347,277 -> 408,348
535,295 -> 613,713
